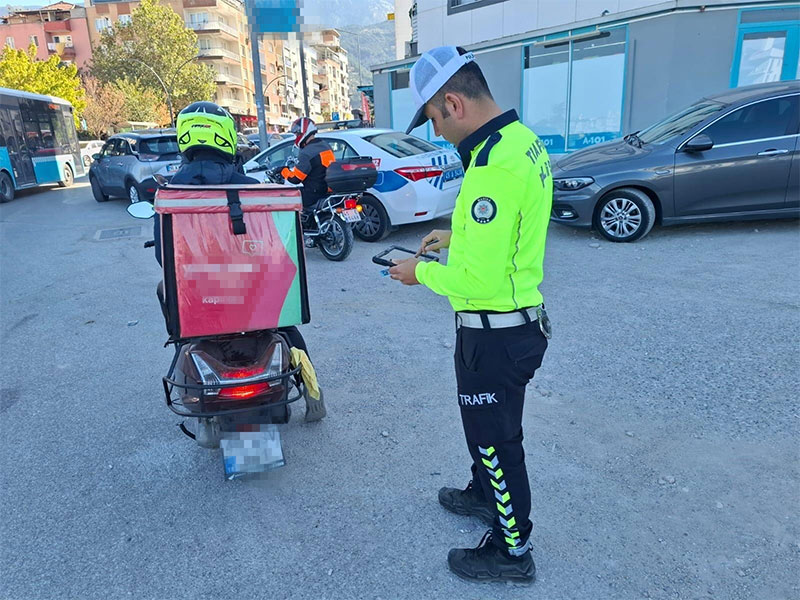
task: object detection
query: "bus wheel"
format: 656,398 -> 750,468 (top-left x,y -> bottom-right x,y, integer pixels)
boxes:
58,164 -> 74,188
0,172 -> 14,203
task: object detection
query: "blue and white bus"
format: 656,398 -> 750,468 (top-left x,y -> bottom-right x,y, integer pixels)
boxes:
0,87 -> 84,203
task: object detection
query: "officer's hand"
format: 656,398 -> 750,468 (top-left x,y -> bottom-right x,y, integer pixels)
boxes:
389,258 -> 420,286
417,229 -> 452,256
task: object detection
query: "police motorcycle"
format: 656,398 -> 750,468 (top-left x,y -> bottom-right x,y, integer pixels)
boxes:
250,155 -> 378,262
127,178 -> 325,479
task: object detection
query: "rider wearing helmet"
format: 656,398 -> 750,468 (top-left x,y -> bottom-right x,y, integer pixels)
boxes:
154,102 -> 257,267
281,117 -> 336,215
172,101 -> 257,186
153,102 -> 311,359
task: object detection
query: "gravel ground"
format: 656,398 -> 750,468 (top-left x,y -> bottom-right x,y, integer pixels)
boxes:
1,180 -> 798,600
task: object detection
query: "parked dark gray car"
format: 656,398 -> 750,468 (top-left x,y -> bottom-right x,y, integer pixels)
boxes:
550,81 -> 800,242
89,130 -> 182,204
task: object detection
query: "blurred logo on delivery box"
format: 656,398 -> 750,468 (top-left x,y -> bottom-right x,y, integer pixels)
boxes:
242,240 -> 264,255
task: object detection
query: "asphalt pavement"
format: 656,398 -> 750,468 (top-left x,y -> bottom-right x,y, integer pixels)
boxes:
1,179 -> 798,600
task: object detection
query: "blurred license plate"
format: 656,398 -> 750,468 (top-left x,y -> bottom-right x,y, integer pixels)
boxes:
341,209 -> 361,223
166,164 -> 180,172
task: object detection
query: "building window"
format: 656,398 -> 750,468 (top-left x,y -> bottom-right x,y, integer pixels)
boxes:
118,14 -> 132,25
391,70 -> 410,90
29,35 -> 39,47
731,9 -> 800,87
187,12 -> 209,26
523,27 -> 627,153
269,63 -> 275,74
448,0 -> 508,15
95,17 -> 111,32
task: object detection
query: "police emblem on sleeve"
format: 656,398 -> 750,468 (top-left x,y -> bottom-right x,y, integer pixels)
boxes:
471,197 -> 497,224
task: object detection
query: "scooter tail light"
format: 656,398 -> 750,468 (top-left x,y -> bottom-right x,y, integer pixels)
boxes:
189,343 -> 285,401
344,199 -> 358,210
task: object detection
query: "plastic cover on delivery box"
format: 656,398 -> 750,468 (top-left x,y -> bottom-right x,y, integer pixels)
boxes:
156,184 -> 309,339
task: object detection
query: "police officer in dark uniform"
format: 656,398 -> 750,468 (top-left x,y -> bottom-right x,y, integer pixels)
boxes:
389,46 -> 553,584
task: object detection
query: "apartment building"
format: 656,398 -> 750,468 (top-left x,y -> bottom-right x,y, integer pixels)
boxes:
0,2 -> 93,69
79,0 -> 351,129
310,30 -> 351,121
84,0 -> 289,129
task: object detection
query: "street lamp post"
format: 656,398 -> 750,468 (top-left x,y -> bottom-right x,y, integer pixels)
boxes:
131,58 -> 173,127
130,55 -> 198,127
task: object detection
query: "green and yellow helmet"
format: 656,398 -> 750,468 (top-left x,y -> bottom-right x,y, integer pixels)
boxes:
176,101 -> 237,161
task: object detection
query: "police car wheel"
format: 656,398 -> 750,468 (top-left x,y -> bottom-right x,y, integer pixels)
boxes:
353,195 -> 389,242
594,188 -> 656,243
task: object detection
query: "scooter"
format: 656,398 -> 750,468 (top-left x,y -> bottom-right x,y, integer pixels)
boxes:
128,199 -> 326,479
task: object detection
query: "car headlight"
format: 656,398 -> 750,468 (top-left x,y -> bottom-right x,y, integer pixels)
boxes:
553,177 -> 594,191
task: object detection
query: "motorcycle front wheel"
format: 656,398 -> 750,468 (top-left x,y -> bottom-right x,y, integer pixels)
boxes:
317,215 -> 354,261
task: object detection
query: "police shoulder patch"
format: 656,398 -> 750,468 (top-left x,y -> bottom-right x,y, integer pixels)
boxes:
471,197 -> 497,224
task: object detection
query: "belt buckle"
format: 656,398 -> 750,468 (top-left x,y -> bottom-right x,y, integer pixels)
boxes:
536,306 -> 552,339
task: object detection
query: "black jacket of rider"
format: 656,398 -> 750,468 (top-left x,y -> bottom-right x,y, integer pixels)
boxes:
154,149 -> 257,267
281,137 -> 335,208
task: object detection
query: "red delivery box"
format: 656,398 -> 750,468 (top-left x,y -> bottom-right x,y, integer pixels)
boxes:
155,184 -> 310,339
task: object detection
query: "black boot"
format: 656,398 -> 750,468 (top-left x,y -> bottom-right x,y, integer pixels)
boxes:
447,530 -> 536,585
438,480 -> 494,526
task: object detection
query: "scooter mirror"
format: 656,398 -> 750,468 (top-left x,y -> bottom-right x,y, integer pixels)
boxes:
127,201 -> 155,220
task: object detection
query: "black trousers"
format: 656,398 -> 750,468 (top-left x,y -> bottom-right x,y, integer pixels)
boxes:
454,318 -> 547,554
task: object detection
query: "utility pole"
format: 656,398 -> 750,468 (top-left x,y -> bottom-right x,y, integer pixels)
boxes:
298,40 -> 310,117
249,33 -> 269,150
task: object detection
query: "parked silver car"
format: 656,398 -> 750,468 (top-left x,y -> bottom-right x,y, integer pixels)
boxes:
551,81 -> 800,242
79,140 -> 104,168
88,130 -> 182,203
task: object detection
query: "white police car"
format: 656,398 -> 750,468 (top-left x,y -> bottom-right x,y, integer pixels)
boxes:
243,129 -> 464,241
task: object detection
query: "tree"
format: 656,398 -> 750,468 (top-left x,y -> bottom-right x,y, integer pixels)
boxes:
0,44 -> 87,126
115,77 -> 170,125
82,76 -> 126,137
90,0 -> 216,120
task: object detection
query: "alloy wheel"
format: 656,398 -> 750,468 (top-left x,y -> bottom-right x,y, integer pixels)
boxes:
600,198 -> 642,239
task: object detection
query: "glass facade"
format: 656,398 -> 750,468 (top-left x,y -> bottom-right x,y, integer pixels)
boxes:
732,9 -> 800,88
523,27 -> 626,154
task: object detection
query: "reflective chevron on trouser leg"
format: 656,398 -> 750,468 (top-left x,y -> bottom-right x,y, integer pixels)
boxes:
478,445 -> 523,554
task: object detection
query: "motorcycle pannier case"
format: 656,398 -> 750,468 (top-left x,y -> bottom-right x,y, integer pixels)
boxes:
156,184 -> 310,339
325,156 -> 378,193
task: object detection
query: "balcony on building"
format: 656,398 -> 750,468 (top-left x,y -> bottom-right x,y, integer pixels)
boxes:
43,19 -> 72,33
182,0 -> 241,14
187,19 -> 238,38
197,46 -> 240,62
215,71 -> 243,86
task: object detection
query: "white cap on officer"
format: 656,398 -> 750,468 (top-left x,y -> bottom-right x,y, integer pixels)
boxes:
406,46 -> 476,134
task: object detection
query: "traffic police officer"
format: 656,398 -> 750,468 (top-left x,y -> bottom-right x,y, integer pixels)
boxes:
389,46 -> 553,585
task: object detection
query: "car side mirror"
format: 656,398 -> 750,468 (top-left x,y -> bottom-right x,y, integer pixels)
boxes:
127,201 -> 155,220
683,134 -> 714,153
92,153 -> 101,160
